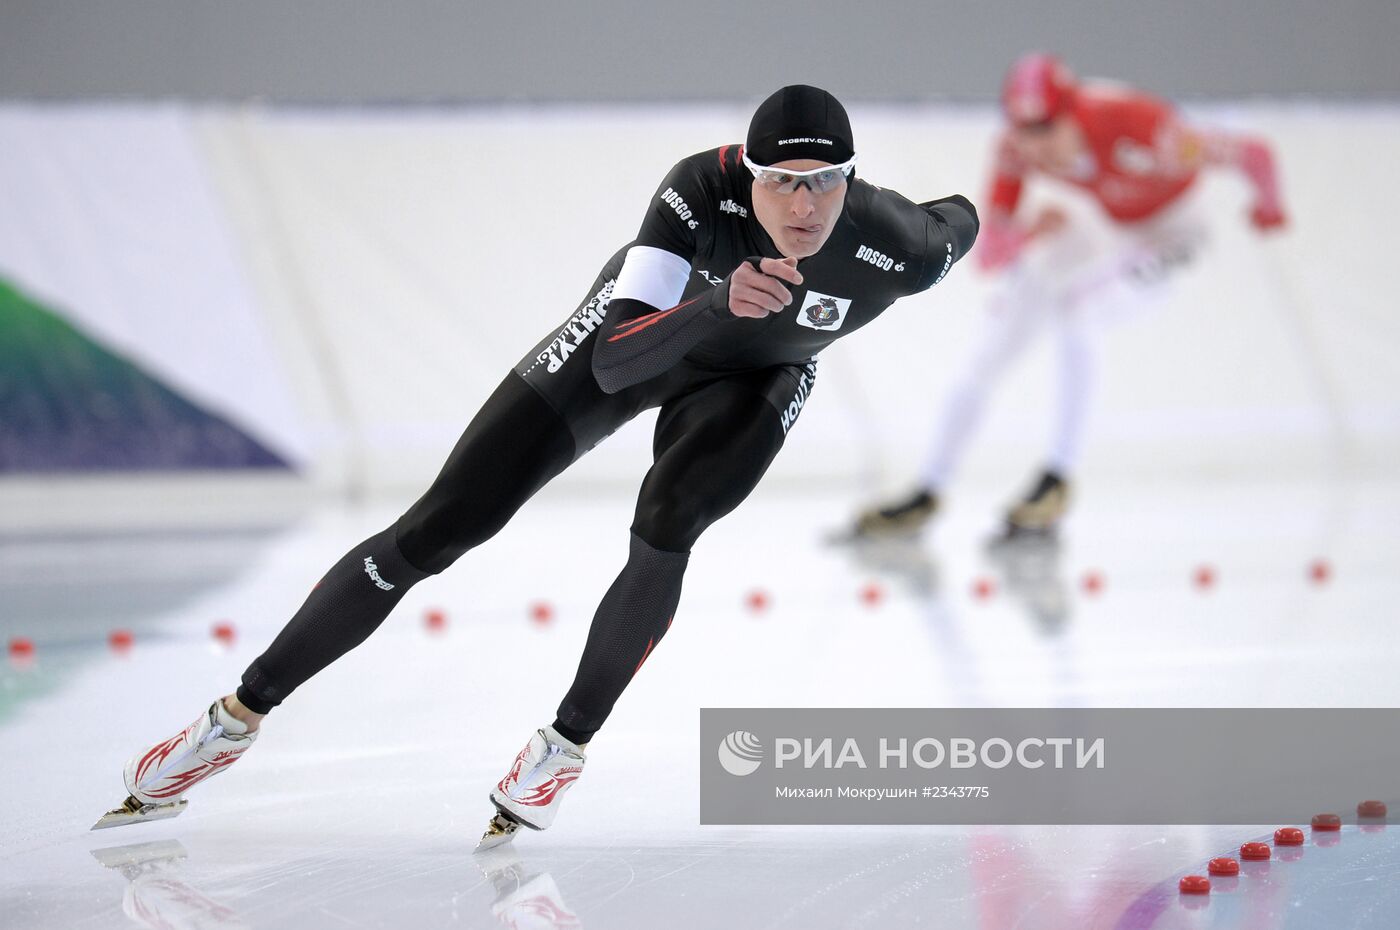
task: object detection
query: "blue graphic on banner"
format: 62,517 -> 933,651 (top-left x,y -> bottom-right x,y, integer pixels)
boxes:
0,276 -> 291,472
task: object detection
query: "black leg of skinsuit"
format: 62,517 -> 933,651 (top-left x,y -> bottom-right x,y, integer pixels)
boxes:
236,365 -> 791,745
237,373 -> 576,714
553,374 -> 789,742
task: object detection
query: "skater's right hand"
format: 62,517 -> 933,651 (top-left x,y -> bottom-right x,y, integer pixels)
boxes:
729,256 -> 803,318
1249,200 -> 1287,233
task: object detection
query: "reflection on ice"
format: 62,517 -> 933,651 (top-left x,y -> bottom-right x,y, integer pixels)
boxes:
92,839 -> 248,930
984,535 -> 1071,636
477,846 -> 582,930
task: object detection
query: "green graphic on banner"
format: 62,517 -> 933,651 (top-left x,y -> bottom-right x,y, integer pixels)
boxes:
0,275 -> 289,472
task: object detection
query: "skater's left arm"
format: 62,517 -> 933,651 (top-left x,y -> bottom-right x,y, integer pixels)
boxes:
1164,121 -> 1287,232
913,194 -> 980,291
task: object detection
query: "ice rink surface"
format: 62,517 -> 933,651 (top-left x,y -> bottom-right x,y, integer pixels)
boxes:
3,476 -> 1398,929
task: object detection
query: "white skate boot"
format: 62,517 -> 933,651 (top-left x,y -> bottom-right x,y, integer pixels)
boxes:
476,726 -> 586,850
92,699 -> 258,830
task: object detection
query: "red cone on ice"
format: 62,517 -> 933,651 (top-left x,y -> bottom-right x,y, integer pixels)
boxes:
1240,842 -> 1271,860
1207,857 -> 1238,876
1178,875 -> 1210,894
1357,800 -> 1387,819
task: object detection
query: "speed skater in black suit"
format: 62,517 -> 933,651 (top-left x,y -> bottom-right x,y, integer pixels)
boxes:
95,85 -> 978,848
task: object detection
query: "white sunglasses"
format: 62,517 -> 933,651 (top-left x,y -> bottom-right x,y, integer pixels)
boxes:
743,152 -> 858,194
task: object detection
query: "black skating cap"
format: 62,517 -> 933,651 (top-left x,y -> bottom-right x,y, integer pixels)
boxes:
746,85 -> 855,167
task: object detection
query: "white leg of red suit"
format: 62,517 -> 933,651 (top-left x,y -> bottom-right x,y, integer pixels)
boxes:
918,205 -> 1204,497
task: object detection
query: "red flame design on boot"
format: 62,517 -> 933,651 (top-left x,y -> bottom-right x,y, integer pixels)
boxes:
124,701 -> 257,805
490,728 -> 587,831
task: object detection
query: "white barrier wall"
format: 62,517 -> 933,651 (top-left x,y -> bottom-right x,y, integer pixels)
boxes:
3,102 -> 1397,495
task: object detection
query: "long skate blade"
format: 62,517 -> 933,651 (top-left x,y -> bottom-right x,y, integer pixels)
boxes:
90,796 -> 188,831
985,526 -> 1058,552
822,524 -> 861,546
826,525 -> 910,547
475,813 -> 522,852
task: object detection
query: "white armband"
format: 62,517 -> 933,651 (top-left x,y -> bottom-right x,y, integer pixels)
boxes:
611,245 -> 692,309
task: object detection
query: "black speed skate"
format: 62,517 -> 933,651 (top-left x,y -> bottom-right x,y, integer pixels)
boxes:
988,470 -> 1070,547
834,488 -> 939,543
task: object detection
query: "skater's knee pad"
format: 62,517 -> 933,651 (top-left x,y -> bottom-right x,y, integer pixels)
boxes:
394,503 -> 476,575
632,493 -> 709,553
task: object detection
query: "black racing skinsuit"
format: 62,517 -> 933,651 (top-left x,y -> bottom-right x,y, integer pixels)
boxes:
238,144 -> 977,745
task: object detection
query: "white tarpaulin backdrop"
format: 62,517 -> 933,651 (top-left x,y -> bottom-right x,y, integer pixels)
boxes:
2,101 -> 1396,494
